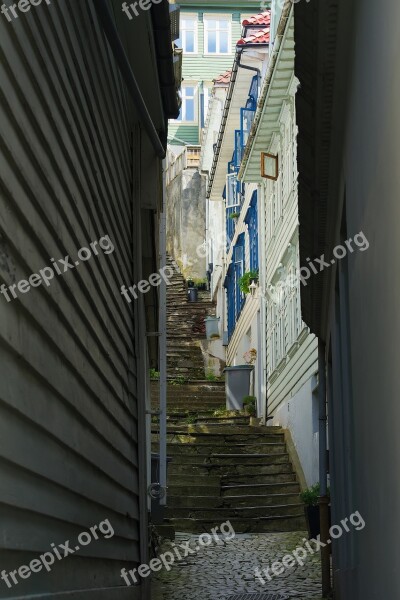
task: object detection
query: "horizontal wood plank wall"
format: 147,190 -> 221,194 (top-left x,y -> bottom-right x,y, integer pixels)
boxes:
0,1 -> 142,598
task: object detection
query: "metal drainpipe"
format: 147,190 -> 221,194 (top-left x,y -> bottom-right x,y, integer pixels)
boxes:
238,49 -> 261,81
158,162 -> 168,506
318,339 -> 331,596
94,0 -> 166,159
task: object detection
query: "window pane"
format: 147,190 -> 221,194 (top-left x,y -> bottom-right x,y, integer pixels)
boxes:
218,19 -> 229,30
207,30 -> 217,53
219,31 -> 229,53
206,19 -> 217,30
186,98 -> 195,121
185,87 -> 195,97
185,31 -> 195,52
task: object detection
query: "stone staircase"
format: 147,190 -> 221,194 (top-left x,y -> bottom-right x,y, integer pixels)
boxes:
166,255 -> 215,380
151,255 -> 306,534
152,420 -> 305,533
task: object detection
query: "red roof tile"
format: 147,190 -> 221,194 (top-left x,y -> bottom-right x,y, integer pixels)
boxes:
214,69 -> 232,85
237,28 -> 270,46
237,11 -> 271,46
242,11 -> 271,27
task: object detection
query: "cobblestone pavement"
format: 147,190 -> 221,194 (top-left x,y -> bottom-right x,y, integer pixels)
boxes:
153,531 -> 322,600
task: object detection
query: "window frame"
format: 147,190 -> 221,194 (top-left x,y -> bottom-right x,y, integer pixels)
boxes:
174,83 -> 197,123
178,15 -> 198,54
203,14 -> 232,56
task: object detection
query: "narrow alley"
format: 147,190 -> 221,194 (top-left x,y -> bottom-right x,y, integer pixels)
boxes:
1,0 -> 398,599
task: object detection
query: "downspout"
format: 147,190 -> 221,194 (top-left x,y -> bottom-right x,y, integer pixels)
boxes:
94,0 -> 166,159
158,162 -> 168,506
318,339 -> 331,597
259,183 -> 268,425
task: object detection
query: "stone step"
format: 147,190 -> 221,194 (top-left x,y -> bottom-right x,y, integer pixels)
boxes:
155,425 -> 284,436
152,434 -> 285,445
168,472 -> 297,487
165,515 -> 306,534
167,492 -> 301,508
152,380 -> 225,387
168,461 -> 291,477
221,481 -> 301,495
166,503 -> 304,520
168,481 -> 300,497
221,470 -> 297,484
157,443 -> 288,456
164,452 -> 289,465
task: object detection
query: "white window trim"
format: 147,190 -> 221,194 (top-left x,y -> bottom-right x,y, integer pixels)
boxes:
203,14 -> 232,56
179,14 -> 198,54
172,83 -> 198,124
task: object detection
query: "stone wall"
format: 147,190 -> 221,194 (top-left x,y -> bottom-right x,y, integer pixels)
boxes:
166,167 -> 207,280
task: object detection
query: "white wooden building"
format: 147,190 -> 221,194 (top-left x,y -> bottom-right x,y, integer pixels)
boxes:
239,4 -> 319,486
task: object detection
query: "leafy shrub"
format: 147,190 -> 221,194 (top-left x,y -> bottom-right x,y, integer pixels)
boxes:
242,395 -> 257,416
239,270 -> 259,294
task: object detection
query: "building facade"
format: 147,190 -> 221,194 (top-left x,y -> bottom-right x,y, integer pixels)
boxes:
0,1 -> 179,598
295,0 -> 400,596
239,4 -> 319,486
169,0 -> 262,147
204,12 -> 270,415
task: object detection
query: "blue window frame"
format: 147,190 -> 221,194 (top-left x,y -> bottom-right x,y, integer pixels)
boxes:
234,234 -> 245,320
224,264 -> 235,340
234,130 -> 242,169
245,191 -> 259,271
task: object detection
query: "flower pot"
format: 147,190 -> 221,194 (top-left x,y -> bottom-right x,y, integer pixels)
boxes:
205,316 -> 220,340
304,505 -> 320,540
188,288 -> 198,302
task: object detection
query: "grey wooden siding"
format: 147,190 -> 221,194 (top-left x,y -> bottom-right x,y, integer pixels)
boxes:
0,1 -> 144,598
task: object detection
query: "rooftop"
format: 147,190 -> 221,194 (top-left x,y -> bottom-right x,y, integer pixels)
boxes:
237,11 -> 271,46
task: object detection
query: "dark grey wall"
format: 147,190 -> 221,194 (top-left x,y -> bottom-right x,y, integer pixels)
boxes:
0,2 -> 153,598
324,0 -> 400,597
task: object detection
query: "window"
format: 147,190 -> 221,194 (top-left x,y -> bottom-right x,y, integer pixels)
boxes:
177,17 -> 198,53
176,85 -> 196,122
245,192 -> 259,271
204,16 -> 231,54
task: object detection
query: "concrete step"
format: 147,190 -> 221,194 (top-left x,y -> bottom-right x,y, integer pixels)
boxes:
155,425 -> 284,436
168,461 -> 292,477
153,443 -> 288,456
221,471 -> 297,484
166,515 -> 306,534
168,472 -> 297,487
221,481 -> 301,495
164,453 -> 290,465
167,492 -> 301,508
166,503 -> 304,520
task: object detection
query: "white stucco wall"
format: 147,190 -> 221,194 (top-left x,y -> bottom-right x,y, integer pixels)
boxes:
272,376 -> 319,487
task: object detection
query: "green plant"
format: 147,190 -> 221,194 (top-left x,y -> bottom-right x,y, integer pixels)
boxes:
149,368 -> 160,380
242,395 -> 257,416
170,376 -> 188,386
300,483 -> 329,506
210,333 -> 220,339
185,414 -> 198,424
205,372 -> 219,381
193,277 -> 207,285
229,212 -> 241,220
239,270 -> 259,294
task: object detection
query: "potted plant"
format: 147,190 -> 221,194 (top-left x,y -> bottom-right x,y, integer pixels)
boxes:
187,279 -> 195,289
242,396 -> 257,416
300,483 -> 331,539
239,270 -> 259,294
228,212 -> 241,223
194,278 -> 207,291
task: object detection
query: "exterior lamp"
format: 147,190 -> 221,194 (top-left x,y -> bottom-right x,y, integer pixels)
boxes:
249,279 -> 258,297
